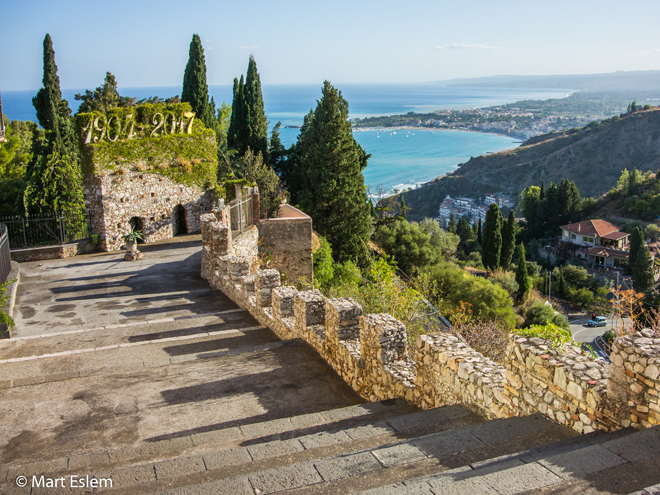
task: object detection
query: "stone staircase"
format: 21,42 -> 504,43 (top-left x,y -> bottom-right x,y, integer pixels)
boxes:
3,240 -> 660,494
3,390 -> 660,494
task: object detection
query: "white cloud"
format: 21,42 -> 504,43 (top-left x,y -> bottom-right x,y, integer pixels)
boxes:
433,43 -> 500,50
230,46 -> 259,50
643,48 -> 660,54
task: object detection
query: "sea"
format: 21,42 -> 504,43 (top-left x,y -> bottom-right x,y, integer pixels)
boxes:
1,84 -> 571,194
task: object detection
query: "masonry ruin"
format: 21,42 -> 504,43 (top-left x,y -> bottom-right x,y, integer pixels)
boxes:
75,103 -> 217,251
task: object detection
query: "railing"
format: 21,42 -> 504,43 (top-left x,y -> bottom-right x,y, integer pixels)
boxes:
0,213 -> 91,250
0,225 -> 10,283
229,196 -> 254,234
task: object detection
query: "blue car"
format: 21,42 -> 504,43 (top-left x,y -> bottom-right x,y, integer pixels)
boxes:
587,316 -> 607,327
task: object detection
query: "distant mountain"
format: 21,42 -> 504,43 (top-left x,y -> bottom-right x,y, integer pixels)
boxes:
435,70 -> 660,92
401,108 -> 660,221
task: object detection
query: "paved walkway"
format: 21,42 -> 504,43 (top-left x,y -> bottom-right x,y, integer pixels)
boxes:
0,236 -> 363,467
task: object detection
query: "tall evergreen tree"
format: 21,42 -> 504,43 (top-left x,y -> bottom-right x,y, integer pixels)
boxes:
629,227 -> 644,275
243,55 -> 269,159
31,34 -> 77,158
500,210 -> 516,270
482,203 -> 503,270
26,34 -> 84,216
182,34 -> 216,131
400,195 -> 407,220
633,243 -> 655,293
557,266 -> 565,299
477,218 -> 482,245
268,121 -> 287,179
288,81 -> 371,264
448,213 -> 457,234
515,244 -> 532,302
456,216 -> 474,257
540,181 -> 545,201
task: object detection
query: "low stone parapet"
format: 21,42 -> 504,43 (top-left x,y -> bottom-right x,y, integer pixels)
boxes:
608,330 -> 660,429
200,212 -> 660,435
505,335 -> 615,433
415,334 -> 512,419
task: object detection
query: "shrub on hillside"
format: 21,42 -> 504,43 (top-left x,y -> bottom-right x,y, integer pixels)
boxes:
515,323 -> 574,348
524,300 -> 570,331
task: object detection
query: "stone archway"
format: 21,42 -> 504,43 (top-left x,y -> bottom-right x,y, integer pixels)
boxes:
129,217 -> 145,243
173,205 -> 188,236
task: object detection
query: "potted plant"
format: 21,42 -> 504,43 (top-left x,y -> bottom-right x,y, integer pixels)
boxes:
123,226 -> 143,254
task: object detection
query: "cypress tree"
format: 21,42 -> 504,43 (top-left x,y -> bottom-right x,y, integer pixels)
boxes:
32,34 -> 76,158
268,121 -> 287,179
629,227 -> 644,275
477,218 -> 482,245
448,213 -> 457,234
456,216 -> 474,257
633,243 -> 655,293
482,203 -> 503,270
400,195 -> 407,220
558,267 -> 566,299
515,244 -> 532,302
288,81 -> 371,264
243,55 -> 269,160
500,210 -> 516,270
540,181 -> 545,201
472,219 -> 479,238
182,34 -> 216,131
26,34 -> 84,216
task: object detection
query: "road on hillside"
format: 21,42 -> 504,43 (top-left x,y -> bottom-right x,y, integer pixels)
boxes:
569,315 -> 612,360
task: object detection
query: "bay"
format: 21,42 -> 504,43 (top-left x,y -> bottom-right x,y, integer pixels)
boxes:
1,84 -> 569,193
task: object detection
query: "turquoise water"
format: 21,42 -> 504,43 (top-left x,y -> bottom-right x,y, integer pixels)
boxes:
2,84 -> 568,193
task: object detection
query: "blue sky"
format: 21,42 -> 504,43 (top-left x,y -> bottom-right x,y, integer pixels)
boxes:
1,0 -> 660,91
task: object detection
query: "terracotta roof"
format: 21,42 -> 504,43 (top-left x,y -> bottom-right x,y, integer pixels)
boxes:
601,231 -> 630,241
560,219 -> 622,237
586,247 -> 629,259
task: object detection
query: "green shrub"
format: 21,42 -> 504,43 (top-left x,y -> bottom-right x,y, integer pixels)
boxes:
524,300 -> 570,331
515,323 -> 574,347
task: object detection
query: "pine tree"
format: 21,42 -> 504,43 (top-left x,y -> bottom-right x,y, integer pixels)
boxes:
448,213 -> 457,234
243,55 -> 269,160
500,209 -> 516,270
400,195 -> 407,220
182,34 -> 216,131
633,243 -> 655,293
629,227 -> 644,275
288,81 -> 371,264
482,203 -> 503,270
515,244 -> 532,302
31,34 -> 77,158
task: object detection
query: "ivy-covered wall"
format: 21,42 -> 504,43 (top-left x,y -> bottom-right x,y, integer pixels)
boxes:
76,103 -> 218,251
75,103 -> 217,189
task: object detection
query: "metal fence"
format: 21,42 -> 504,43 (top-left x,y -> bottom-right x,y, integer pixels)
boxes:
0,225 -> 10,283
0,213 -> 91,250
229,196 -> 254,234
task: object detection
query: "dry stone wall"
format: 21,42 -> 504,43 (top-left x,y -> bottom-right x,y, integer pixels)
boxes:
201,212 -> 659,435
84,170 -> 214,251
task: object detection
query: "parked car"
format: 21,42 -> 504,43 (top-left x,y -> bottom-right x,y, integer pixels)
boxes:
587,316 -> 607,327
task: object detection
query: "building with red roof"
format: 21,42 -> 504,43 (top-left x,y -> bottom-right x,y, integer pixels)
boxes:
559,219 -> 631,269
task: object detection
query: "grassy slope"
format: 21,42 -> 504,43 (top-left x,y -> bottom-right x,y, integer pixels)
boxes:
402,109 -> 660,222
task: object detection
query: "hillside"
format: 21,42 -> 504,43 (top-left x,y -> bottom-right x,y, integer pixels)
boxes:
402,108 -> 660,221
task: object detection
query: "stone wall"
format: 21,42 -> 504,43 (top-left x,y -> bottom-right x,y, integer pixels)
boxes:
84,171 -> 214,251
608,330 -> 660,429
201,212 -> 659,435
258,205 -> 313,285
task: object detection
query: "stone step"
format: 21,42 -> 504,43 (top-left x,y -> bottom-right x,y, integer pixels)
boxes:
357,425 -> 660,495
32,412 -> 571,494
0,398 -> 421,487
126,413 -> 574,495
0,324 -> 282,388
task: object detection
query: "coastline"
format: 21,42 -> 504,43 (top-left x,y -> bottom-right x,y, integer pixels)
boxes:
352,125 -> 526,142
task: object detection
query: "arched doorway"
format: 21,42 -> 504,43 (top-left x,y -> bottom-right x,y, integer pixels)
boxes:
173,205 -> 187,235
129,217 -> 144,243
